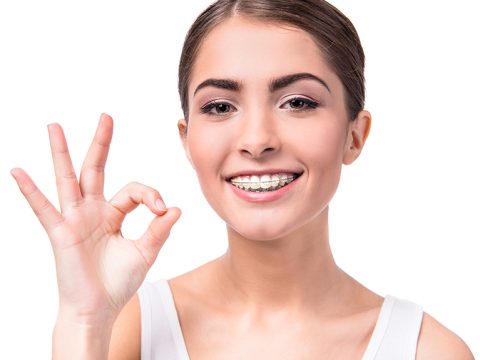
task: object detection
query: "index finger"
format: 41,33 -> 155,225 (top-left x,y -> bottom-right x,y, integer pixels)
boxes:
79,113 -> 113,198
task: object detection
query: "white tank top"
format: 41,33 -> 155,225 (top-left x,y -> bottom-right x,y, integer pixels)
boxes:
138,279 -> 424,360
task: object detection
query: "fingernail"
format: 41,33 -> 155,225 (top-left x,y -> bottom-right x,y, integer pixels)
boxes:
155,199 -> 167,213
47,123 -> 59,133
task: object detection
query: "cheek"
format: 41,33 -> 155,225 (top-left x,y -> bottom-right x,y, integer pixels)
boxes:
293,118 -> 346,167
295,119 -> 346,206
187,122 -> 230,184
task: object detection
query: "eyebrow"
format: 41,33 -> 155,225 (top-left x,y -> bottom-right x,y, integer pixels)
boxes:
270,72 -> 331,93
193,72 -> 331,97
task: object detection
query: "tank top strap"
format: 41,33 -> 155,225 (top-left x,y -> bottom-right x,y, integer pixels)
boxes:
139,281 -> 423,360
138,279 -> 191,360
362,295 -> 424,360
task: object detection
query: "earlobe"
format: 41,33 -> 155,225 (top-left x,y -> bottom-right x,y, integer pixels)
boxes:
177,119 -> 193,165
343,110 -> 372,165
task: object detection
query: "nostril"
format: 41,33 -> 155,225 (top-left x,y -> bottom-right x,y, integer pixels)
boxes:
261,147 -> 277,156
241,146 -> 276,158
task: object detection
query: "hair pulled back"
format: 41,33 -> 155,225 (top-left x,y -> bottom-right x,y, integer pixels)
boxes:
178,0 -> 365,121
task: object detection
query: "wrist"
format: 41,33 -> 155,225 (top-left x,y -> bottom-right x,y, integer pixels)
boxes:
57,302 -> 119,327
52,311 -> 117,360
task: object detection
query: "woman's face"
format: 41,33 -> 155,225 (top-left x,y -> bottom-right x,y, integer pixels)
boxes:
179,16 -> 370,241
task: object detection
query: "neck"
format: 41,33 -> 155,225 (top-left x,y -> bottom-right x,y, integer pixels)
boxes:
215,207 -> 351,313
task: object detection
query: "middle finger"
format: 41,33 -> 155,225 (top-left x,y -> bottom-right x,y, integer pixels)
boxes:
79,113 -> 113,198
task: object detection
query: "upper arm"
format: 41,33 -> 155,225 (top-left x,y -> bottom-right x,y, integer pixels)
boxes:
108,293 -> 141,360
416,312 -> 474,360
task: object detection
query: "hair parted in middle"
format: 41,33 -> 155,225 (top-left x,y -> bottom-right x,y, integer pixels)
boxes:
178,0 -> 366,123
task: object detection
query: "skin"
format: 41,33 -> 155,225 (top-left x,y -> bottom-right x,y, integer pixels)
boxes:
171,16 -> 473,359
12,15 -> 473,360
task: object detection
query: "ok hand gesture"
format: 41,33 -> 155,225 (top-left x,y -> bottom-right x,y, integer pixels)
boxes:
11,113 -> 181,324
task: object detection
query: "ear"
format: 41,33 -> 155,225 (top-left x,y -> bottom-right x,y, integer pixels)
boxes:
177,119 -> 193,165
343,110 -> 372,165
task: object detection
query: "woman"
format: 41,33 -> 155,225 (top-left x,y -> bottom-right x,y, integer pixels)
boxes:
11,0 -> 474,359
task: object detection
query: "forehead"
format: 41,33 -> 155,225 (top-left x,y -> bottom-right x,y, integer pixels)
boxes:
189,16 -> 339,94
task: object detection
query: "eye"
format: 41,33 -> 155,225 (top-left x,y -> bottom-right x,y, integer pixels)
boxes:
282,97 -> 319,111
200,101 -> 236,116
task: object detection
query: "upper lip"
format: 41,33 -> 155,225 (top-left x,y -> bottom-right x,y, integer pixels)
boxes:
225,169 -> 304,181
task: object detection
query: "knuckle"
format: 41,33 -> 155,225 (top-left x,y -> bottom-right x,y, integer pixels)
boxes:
33,198 -> 51,217
126,181 -> 157,195
149,188 -> 161,198
62,171 -> 77,180
127,181 -> 141,189
145,227 -> 156,241
94,139 -> 110,149
85,163 -> 105,174
55,148 -> 70,155
24,183 -> 38,197
146,225 -> 164,244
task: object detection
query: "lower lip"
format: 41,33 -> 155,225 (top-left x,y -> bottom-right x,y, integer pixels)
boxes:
227,176 -> 301,203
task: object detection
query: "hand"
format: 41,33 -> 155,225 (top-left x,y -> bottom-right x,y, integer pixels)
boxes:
11,113 -> 181,324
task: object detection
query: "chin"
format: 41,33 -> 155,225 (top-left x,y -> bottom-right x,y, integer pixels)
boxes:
229,226 -> 292,242
226,211 -> 310,242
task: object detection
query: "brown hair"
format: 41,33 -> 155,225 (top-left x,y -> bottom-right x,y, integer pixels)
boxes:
178,0 -> 365,121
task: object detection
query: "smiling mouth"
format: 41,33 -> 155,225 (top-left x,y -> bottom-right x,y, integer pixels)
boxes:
227,172 -> 302,192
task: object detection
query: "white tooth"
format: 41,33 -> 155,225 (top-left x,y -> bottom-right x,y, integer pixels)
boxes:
234,177 -> 242,189
229,173 -> 298,192
271,175 -> 280,188
242,179 -> 251,189
250,175 -> 260,189
260,175 -> 271,189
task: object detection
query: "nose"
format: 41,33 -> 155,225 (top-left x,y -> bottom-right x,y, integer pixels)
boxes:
236,110 -> 281,159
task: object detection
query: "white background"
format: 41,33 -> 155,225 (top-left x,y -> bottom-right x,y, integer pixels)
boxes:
0,0 -> 478,357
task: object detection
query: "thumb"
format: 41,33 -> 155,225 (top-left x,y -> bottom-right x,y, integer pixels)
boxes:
136,207 -> 181,267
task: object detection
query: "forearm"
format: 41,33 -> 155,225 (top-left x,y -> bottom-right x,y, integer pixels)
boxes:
52,314 -> 115,360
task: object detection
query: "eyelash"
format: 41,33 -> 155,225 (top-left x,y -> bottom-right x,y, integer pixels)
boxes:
200,101 -> 233,116
200,97 -> 320,116
283,97 -> 319,111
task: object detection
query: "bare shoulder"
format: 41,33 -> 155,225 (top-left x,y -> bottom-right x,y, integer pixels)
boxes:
416,312 -> 474,360
108,293 -> 141,360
